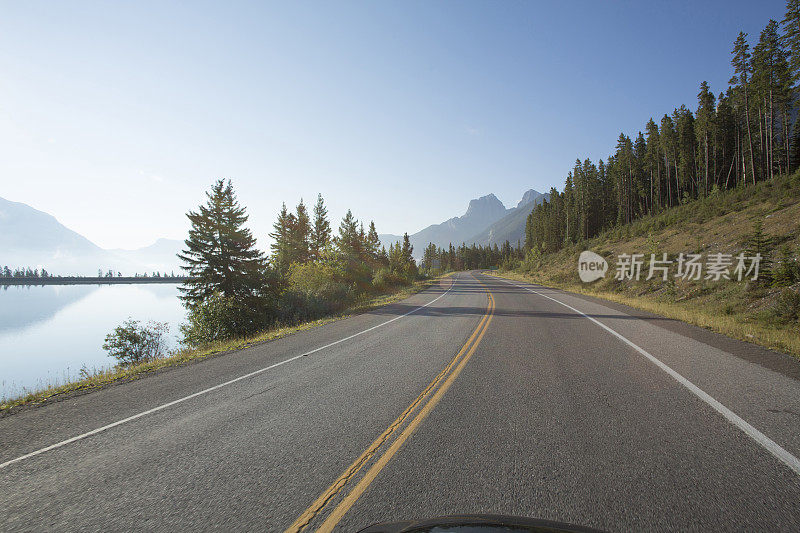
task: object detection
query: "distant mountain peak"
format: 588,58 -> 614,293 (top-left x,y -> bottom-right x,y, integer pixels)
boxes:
465,193 -> 506,218
0,196 -> 183,275
517,189 -> 544,209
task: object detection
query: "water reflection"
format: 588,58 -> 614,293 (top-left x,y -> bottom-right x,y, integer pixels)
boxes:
0,284 -> 185,399
0,284 -> 98,333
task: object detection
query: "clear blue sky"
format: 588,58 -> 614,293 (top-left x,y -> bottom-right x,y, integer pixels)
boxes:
0,0 -> 787,249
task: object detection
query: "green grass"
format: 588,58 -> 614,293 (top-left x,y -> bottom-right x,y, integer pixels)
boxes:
1,275 -> 451,413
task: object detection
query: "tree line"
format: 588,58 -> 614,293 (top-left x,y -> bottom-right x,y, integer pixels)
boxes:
526,3 -> 800,254
178,179 -> 418,345
419,240 -> 523,273
0,267 -> 181,279
1,267 -> 53,278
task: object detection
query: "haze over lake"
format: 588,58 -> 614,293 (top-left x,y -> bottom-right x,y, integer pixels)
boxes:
0,283 -> 185,399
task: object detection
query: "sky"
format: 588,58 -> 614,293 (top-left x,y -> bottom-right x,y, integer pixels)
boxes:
0,0 -> 789,249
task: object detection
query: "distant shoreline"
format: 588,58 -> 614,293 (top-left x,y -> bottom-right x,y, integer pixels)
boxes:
1,277 -> 187,286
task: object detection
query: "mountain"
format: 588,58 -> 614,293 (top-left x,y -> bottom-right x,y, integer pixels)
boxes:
517,189 -> 545,209
469,189 -> 550,247
379,194 -> 510,256
379,190 -> 548,257
0,196 -> 182,276
1,187 -> 548,272
377,233 -> 403,252
0,197 -> 104,256
0,196 -> 110,274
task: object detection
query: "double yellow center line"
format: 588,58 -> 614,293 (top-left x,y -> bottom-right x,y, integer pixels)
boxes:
286,283 -> 495,532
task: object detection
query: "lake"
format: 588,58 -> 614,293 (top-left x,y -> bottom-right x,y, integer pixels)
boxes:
0,283 -> 186,400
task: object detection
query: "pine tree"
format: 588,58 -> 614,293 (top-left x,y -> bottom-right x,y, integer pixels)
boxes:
400,233 -> 414,264
292,199 -> 312,264
674,105 -> 696,199
660,114 -> 677,206
716,90 -> 738,188
696,82 -> 716,195
790,115 -> 800,172
782,0 -> 800,85
563,171 -> 576,239
358,222 -> 367,258
632,133 -> 648,216
310,193 -> 331,260
178,179 -> 267,305
731,31 -> 757,185
366,221 -> 381,259
772,244 -> 798,286
336,209 -> 361,257
745,219 -> 774,282
753,20 -> 792,179
422,242 -> 438,271
613,133 -> 634,223
644,119 -> 661,211
270,202 -> 296,272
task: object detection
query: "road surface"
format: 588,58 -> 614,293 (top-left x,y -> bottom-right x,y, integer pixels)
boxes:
2,272 -> 800,531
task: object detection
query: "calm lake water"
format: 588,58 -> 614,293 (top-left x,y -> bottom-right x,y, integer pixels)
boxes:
0,284 -> 186,400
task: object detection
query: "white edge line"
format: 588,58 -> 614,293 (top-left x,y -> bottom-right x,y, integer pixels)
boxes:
0,276 -> 458,470
493,275 -> 800,477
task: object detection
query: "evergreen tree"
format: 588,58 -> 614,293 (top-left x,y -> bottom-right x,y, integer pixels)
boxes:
310,193 -> 331,259
781,0 -> 800,85
270,202 -> 296,272
400,233 -> 414,265
358,222 -> 367,259
366,221 -> 381,259
422,242 -> 438,271
772,244 -> 798,286
753,20 -> 792,179
660,114 -> 678,206
745,219 -> 774,282
696,82 -> 716,195
336,209 -> 361,257
731,31 -> 757,185
716,90 -> 739,187
790,115 -> 800,172
632,133 -> 648,215
644,119 -> 662,210
292,199 -> 312,264
674,105 -> 697,199
178,179 -> 267,305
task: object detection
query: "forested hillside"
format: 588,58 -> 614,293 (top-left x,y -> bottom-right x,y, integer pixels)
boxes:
524,8 -> 800,253
502,171 -> 800,357
499,5 -> 800,358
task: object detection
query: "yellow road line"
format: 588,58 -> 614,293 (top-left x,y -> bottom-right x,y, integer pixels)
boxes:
316,292 -> 495,532
285,288 -> 492,533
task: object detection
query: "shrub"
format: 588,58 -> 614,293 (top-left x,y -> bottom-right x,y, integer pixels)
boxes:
289,261 -> 352,301
500,257 -> 521,271
520,246 -> 543,272
180,292 -> 271,346
103,319 -> 170,366
284,261 -> 354,321
770,288 -> 800,323
772,245 -> 798,287
372,267 -> 410,291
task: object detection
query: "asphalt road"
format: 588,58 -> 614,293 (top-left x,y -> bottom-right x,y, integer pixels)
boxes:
2,271 -> 800,531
